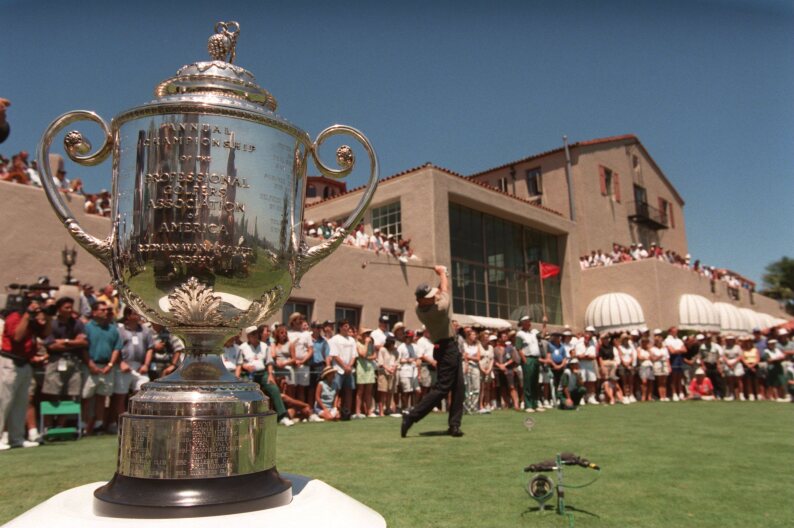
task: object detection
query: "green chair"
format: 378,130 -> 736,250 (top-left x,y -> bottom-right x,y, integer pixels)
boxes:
39,401 -> 82,441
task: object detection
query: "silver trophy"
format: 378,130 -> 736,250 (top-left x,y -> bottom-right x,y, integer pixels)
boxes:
38,21 -> 378,517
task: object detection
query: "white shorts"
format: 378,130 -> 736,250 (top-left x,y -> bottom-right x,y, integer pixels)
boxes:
652,361 -> 669,377
578,361 -> 597,382
398,376 -> 416,393
294,365 -> 310,386
82,371 -> 115,398
113,369 -> 149,394
725,362 -> 744,377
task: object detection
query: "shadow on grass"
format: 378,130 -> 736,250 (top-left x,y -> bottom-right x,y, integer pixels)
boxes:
418,430 -> 450,437
520,504 -> 601,518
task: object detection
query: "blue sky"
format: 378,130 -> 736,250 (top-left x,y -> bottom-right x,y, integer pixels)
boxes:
1,0 -> 792,285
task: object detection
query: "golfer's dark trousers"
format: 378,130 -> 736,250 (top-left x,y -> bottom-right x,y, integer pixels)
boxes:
408,337 -> 464,428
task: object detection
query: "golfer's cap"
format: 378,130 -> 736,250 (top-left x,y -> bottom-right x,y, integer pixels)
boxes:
725,334 -> 736,340
405,330 -> 415,338
414,283 -> 438,300
752,327 -> 761,333
550,331 -> 563,337
307,220 -> 315,226
288,312 -> 303,324
695,368 -> 705,376
388,234 -> 395,239
392,322 -> 405,332
768,339 -> 778,345
488,335 -> 498,341
505,341 -> 512,346
519,315 -> 531,323
321,366 -> 336,378
379,315 -> 390,323
244,325 -> 258,335
322,320 -> 334,327
585,326 -> 596,333
310,320 -> 322,328
374,228 -> 380,233
308,228 -> 317,235
385,335 -> 396,345
630,330 -> 640,337
569,358 -> 579,366
619,333 -> 629,339
778,329 -> 789,336
360,328 -> 372,335
696,333 -> 705,340
562,330 -> 573,336
653,328 -> 663,335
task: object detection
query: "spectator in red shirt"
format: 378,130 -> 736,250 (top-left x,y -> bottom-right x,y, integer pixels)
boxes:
1,300 -> 53,449
687,368 -> 714,401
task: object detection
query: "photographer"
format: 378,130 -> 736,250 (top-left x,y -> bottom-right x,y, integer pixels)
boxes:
1,297 -> 54,449
147,321 -> 184,381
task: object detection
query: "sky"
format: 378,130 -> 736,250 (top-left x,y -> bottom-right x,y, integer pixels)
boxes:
1,0 -> 792,285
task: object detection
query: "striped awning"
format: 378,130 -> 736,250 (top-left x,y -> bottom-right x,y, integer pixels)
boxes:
585,293 -> 646,333
739,308 -> 764,332
678,294 -> 720,332
713,302 -> 746,333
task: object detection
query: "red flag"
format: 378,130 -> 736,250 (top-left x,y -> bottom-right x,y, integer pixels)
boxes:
539,261 -> 560,280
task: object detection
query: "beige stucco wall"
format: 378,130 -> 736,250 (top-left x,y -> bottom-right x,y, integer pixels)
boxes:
0,181 -> 112,289
572,141 -> 688,257
471,138 -> 689,258
579,259 -> 786,330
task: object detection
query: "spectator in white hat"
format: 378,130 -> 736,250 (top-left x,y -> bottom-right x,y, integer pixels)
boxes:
687,368 -> 714,400
651,330 -> 670,401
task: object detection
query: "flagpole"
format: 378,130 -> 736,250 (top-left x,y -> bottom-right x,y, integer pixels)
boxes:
539,261 -> 547,320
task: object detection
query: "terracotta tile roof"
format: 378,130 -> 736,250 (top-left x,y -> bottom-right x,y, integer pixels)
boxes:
305,162 -> 564,217
469,134 -> 638,178
307,175 -> 347,191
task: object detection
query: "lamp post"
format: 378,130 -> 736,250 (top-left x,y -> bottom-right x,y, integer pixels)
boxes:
62,246 -> 77,284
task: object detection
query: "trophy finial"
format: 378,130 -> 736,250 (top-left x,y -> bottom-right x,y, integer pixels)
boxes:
208,21 -> 240,63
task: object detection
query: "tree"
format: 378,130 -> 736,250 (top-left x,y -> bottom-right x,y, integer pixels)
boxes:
760,256 -> 794,315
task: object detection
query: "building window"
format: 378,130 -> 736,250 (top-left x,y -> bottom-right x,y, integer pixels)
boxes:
307,185 -> 316,198
282,299 -> 313,325
496,177 -> 508,192
380,309 -> 404,330
658,197 -> 675,228
526,167 -> 542,197
371,201 -> 402,238
335,304 -> 361,330
448,202 -> 563,324
600,166 -> 621,202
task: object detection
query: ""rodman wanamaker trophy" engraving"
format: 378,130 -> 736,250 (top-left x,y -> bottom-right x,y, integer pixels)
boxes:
38,21 -> 378,517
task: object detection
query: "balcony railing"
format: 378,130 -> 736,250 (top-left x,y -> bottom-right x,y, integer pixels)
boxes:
628,201 -> 668,230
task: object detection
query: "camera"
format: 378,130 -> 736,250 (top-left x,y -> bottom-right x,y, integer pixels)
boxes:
4,284 -> 56,316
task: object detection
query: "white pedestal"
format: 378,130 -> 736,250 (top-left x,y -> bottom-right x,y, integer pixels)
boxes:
1,474 -> 386,528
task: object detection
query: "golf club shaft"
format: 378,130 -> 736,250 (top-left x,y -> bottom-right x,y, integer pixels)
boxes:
364,261 -> 435,271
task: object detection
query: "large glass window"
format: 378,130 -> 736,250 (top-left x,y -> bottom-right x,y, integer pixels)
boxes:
449,203 -> 563,324
371,201 -> 402,238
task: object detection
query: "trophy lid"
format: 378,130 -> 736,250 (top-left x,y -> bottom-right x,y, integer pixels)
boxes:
153,21 -> 278,112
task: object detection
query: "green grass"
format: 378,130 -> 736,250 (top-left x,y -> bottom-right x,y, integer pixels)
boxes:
1,402 -> 792,527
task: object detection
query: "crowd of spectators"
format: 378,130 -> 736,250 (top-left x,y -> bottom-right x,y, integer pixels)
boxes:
580,242 -> 755,293
303,220 -> 416,260
0,149 -> 110,217
2,276 -> 792,450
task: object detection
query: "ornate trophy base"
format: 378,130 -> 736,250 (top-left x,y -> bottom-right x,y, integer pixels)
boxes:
94,469 -> 291,518
92,355 -> 291,518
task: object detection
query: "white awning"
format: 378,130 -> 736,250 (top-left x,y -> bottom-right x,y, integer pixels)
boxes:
678,294 -> 720,332
714,302 -> 746,333
739,308 -> 764,332
452,314 -> 513,330
585,293 -> 645,333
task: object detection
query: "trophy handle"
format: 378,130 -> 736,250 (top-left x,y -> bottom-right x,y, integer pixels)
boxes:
297,124 -> 379,279
37,110 -> 114,264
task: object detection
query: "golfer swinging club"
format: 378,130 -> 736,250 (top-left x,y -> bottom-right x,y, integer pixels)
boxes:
401,265 -> 465,437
